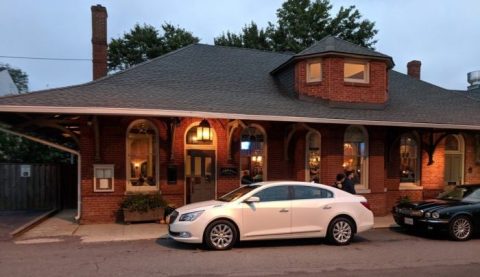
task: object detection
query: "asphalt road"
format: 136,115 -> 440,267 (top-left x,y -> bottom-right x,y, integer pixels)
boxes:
1,228 -> 480,276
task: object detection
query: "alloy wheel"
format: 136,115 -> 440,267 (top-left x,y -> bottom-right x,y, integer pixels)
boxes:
332,220 -> 352,244
209,223 -> 234,249
452,217 -> 472,240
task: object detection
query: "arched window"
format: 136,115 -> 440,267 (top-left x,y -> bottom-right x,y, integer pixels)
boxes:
400,134 -> 419,183
126,120 -> 158,191
240,126 -> 266,184
444,134 -> 465,185
306,131 -> 321,182
343,125 -> 368,188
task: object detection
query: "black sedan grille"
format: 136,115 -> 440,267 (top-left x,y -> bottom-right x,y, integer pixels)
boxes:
397,207 -> 423,217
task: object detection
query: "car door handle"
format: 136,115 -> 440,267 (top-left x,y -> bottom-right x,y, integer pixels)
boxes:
323,205 -> 332,210
279,208 -> 289,213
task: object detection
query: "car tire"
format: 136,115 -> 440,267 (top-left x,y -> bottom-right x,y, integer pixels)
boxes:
327,217 -> 354,245
449,216 -> 473,241
204,220 -> 238,250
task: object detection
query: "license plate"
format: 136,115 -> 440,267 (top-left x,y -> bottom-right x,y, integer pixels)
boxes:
404,217 -> 414,225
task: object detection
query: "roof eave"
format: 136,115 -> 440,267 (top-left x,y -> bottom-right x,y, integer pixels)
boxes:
0,105 -> 478,131
271,51 -> 395,75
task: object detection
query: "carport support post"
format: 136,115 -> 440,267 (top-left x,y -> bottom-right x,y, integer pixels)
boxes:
0,127 -> 82,222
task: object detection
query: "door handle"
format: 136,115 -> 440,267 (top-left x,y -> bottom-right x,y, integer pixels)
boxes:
279,208 -> 289,213
323,205 -> 332,210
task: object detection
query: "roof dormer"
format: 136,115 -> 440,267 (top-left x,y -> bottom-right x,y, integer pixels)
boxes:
272,36 -> 394,109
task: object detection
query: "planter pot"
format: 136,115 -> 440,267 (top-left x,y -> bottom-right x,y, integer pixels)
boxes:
123,207 -> 165,224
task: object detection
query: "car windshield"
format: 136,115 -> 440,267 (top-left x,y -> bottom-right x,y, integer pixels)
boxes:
217,185 -> 260,202
437,186 -> 478,202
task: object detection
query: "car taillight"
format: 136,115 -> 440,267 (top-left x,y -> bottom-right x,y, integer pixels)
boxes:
361,201 -> 371,210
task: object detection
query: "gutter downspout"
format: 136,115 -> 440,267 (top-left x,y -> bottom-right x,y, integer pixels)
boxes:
0,127 -> 82,222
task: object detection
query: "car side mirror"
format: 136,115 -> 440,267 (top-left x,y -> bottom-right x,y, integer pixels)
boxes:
245,196 -> 260,203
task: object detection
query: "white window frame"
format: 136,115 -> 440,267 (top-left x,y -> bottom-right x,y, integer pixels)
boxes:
344,60 -> 370,84
343,125 -> 369,192
239,124 -> 268,183
305,130 -> 321,182
306,60 -> 322,83
444,134 -> 465,185
125,119 -> 160,193
93,164 -> 114,192
399,133 -> 421,186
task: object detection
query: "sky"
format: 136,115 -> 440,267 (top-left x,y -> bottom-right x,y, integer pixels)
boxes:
0,0 -> 479,92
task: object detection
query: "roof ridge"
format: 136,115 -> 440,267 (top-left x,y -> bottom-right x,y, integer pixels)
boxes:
0,44 -> 199,99
197,43 -> 294,57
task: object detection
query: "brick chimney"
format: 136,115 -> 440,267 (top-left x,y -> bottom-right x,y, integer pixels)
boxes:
91,5 -> 107,80
407,60 -> 421,80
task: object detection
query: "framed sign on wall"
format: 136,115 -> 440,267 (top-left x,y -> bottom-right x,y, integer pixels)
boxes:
93,164 -> 114,192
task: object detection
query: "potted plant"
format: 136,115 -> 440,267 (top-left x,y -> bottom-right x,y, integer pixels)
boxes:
121,193 -> 167,224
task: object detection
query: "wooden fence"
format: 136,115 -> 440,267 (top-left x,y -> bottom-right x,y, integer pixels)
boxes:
0,163 -> 77,211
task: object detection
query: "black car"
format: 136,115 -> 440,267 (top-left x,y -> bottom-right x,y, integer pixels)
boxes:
392,184 -> 480,241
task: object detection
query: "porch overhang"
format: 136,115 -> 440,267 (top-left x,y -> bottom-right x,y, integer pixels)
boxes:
1,105 -> 480,131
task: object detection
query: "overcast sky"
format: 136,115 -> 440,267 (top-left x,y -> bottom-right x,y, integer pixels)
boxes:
0,0 -> 479,92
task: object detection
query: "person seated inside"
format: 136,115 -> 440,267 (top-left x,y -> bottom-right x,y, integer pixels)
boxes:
241,170 -> 254,184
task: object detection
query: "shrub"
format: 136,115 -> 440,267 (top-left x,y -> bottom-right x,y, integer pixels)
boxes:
120,193 -> 167,213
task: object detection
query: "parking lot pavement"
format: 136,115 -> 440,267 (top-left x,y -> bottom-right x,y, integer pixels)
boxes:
0,211 -> 48,241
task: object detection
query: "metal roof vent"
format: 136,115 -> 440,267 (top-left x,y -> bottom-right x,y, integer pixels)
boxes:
467,70 -> 480,91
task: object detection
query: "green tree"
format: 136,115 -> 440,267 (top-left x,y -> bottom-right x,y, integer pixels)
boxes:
108,23 -> 199,71
0,63 -> 29,93
214,22 -> 271,51
215,0 -> 377,53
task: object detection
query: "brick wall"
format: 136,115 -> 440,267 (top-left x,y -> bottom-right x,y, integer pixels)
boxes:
78,116 -> 480,222
295,57 -> 388,105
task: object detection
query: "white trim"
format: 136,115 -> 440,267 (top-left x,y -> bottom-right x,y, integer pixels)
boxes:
305,130 -> 321,182
1,105 -> 480,130
344,125 -> 369,190
93,164 -> 115,192
444,134 -> 465,185
399,183 -> 424,191
0,126 -> 82,221
184,121 -> 218,205
125,119 -> 160,193
240,124 -> 268,183
306,59 -> 322,83
344,60 -> 370,84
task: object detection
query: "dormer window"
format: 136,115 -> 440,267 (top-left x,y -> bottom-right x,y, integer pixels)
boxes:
344,61 -> 369,83
306,60 -> 322,82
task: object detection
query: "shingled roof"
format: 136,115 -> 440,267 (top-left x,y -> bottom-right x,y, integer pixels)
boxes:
0,43 -> 478,130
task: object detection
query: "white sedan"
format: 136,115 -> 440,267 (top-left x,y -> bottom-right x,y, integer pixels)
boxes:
168,181 -> 373,250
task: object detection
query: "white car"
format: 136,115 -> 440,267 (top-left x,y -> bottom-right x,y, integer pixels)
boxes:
168,181 -> 374,250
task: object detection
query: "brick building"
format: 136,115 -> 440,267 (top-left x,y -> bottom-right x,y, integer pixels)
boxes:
1,5 -> 480,223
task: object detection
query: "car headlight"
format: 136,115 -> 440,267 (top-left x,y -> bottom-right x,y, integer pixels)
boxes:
179,210 -> 204,222
425,212 -> 431,218
432,212 -> 440,219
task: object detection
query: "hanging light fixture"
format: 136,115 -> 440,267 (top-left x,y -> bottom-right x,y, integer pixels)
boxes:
196,119 -> 212,142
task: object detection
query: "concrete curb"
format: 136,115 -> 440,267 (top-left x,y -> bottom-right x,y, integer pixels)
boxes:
9,209 -> 58,238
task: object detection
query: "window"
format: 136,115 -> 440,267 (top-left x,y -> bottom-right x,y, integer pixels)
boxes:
126,120 -> 158,191
306,131 -> 321,182
254,186 -> 290,202
240,126 -> 266,184
307,61 -> 322,82
400,134 -> 419,183
343,125 -> 368,188
344,61 -> 369,83
293,186 -> 333,200
93,164 -> 114,192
